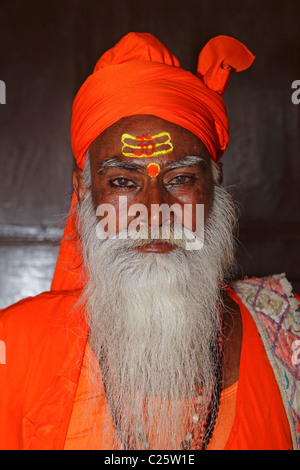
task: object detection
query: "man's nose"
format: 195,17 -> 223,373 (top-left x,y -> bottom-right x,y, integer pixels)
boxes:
140,181 -> 174,229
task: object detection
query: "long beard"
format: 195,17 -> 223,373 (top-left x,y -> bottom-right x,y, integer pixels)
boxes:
77,181 -> 238,450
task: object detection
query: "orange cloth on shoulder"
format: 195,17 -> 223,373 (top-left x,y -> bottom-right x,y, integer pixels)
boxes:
51,32 -> 254,292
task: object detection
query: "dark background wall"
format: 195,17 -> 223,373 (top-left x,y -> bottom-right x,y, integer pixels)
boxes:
0,0 -> 299,308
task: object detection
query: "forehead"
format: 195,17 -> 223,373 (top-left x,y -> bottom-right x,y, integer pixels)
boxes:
89,115 -> 211,165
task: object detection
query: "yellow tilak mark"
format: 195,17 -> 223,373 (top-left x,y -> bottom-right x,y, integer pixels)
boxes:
121,132 -> 173,158
147,162 -> 161,178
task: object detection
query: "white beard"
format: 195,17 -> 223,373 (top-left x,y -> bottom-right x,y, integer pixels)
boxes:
76,161 -> 238,450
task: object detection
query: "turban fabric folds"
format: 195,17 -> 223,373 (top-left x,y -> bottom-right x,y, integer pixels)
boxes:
71,32 -> 254,167
51,32 -> 254,291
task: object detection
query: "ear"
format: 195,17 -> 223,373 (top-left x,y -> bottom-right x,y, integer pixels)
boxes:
216,161 -> 224,185
72,166 -> 88,203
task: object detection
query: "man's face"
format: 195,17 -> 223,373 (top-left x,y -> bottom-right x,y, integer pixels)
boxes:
74,115 -> 220,253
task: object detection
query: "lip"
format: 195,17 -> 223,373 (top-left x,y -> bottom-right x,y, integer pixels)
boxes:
136,240 -> 176,253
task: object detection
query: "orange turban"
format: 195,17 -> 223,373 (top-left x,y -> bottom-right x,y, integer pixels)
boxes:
51,32 -> 254,291
71,32 -> 254,167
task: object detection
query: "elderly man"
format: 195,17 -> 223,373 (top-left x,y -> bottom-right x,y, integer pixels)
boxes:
0,33 -> 299,450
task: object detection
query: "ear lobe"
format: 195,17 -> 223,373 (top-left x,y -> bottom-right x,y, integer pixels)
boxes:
72,166 -> 88,202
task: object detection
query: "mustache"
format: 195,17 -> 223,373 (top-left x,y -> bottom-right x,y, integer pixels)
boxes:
102,224 -> 202,250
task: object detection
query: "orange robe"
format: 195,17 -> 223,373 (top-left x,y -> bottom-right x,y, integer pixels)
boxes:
0,286 -> 293,450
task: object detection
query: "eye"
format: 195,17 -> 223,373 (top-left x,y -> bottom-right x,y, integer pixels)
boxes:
167,175 -> 195,186
109,177 -> 136,188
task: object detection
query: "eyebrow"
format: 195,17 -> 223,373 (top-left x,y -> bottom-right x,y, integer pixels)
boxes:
98,157 -> 143,173
98,154 -> 206,173
165,155 -> 207,171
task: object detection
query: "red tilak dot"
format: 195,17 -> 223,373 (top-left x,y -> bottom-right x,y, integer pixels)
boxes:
147,162 -> 161,178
